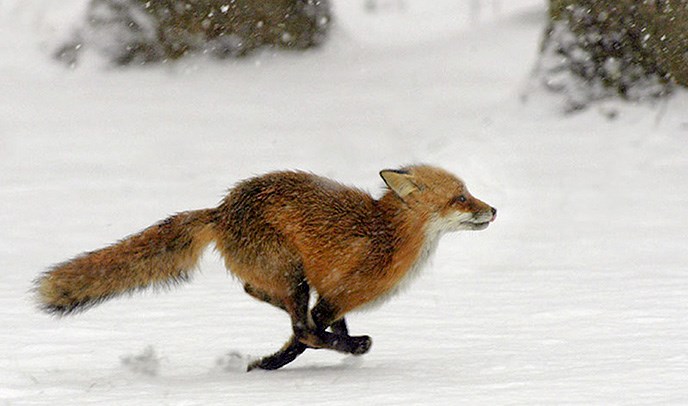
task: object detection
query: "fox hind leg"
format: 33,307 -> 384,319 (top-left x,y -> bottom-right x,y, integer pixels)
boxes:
247,278 -> 310,371
243,283 -> 287,312
247,337 -> 307,371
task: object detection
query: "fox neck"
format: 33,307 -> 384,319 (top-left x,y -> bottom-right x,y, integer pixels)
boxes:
363,192 -> 445,309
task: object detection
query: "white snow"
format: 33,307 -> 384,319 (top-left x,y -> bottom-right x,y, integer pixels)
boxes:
2,0 -> 688,404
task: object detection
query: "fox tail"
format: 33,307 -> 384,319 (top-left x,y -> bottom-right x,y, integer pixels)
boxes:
34,209 -> 216,315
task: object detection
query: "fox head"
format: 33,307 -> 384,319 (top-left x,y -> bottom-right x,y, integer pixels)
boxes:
380,165 -> 496,232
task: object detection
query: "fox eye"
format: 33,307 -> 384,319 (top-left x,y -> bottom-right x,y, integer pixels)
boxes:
452,195 -> 467,205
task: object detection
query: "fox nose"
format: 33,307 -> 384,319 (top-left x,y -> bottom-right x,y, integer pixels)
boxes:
490,207 -> 497,221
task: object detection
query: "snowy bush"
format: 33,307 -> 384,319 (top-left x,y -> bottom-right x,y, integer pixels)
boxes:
536,0 -> 688,111
56,0 -> 331,66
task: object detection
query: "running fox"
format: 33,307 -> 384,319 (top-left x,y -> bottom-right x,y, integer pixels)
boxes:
35,165 -> 496,370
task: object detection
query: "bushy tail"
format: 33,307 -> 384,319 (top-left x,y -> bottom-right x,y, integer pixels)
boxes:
35,209 -> 217,315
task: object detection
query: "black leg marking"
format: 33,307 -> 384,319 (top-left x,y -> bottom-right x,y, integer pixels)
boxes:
311,298 -> 337,332
330,318 -> 349,336
247,338 -> 307,371
248,282 -> 373,371
289,279 -> 311,336
249,278 -> 312,371
310,299 -> 372,355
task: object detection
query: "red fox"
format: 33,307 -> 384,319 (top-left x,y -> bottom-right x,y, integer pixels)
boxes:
35,165 -> 496,370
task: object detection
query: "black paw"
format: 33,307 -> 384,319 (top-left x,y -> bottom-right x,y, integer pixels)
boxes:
247,357 -> 280,371
247,341 -> 308,371
349,335 -> 372,355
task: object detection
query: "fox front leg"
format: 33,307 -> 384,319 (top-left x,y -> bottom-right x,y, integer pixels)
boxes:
309,300 -> 372,356
329,318 -> 349,336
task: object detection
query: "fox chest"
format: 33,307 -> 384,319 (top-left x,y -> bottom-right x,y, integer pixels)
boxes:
358,229 -> 442,310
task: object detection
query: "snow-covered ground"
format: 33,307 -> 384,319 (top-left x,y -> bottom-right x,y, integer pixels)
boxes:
2,0 -> 688,404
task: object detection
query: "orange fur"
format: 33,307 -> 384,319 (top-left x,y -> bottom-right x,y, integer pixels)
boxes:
36,209 -> 216,314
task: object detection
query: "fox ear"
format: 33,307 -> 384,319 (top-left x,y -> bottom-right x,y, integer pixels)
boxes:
380,169 -> 419,198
